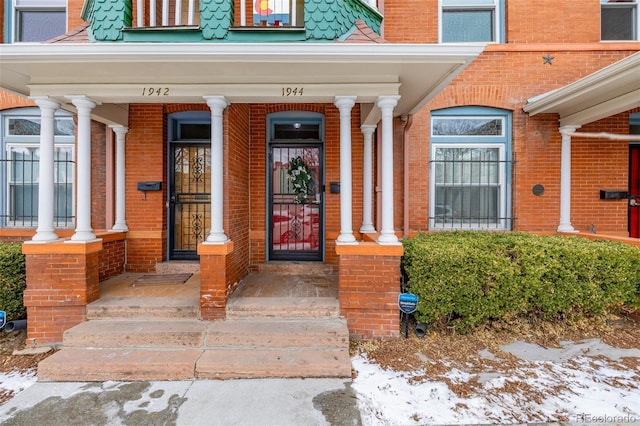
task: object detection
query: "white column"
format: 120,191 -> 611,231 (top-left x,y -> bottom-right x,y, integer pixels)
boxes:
204,96 -> 229,243
558,126 -> 579,233
67,96 -> 99,241
31,97 -> 61,242
335,96 -> 357,244
109,125 -> 129,232
360,124 -> 377,233
376,96 -> 401,244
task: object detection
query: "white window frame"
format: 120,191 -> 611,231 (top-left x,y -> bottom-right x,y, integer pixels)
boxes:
438,0 -> 502,44
601,0 -> 639,41
2,114 -> 75,229
429,143 -> 507,230
11,0 -> 67,43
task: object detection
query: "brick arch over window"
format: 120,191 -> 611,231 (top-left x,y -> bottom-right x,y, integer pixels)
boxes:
427,86 -> 516,113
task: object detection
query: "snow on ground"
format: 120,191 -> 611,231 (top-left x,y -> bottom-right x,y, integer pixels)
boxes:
2,339 -> 639,425
0,368 -> 37,397
352,339 -> 640,425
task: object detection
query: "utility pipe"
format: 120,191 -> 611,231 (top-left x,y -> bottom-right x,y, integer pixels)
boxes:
4,319 -> 27,333
402,114 -> 413,238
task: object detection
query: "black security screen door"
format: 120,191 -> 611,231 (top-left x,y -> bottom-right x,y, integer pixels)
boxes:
168,115 -> 212,260
269,143 -> 323,261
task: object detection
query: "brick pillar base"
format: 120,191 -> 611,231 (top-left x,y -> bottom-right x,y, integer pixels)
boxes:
22,240 -> 102,345
336,242 -> 403,339
198,241 -> 234,320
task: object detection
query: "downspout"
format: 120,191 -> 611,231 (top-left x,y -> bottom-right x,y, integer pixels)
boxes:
402,114 -> 413,239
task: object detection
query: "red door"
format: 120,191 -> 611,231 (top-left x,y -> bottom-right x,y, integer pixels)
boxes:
630,145 -> 640,238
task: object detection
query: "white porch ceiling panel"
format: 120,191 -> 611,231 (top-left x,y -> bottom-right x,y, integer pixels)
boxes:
523,51 -> 640,127
0,43 -> 484,126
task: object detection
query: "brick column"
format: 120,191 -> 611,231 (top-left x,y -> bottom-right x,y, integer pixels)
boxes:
22,240 -> 102,345
197,241 -> 234,319
336,242 -> 403,338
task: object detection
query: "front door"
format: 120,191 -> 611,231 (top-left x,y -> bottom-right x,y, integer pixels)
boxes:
169,143 -> 211,259
630,145 -> 640,238
269,144 -> 323,261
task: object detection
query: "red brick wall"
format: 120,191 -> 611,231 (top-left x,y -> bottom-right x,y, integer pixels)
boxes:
225,103 -> 251,288
382,0 -> 602,44
406,48 -> 640,235
91,120 -> 107,230
99,238 -> 126,281
248,103 -> 364,266
505,0 -> 601,43
337,246 -> 402,338
125,104 -> 167,271
23,246 -> 100,344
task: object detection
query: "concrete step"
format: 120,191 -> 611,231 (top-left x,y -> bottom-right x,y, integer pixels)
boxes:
155,261 -> 200,274
196,348 -> 352,379
207,318 -> 349,349
63,319 -> 208,348
254,262 -> 337,275
86,296 -> 200,320
38,348 -> 201,381
225,296 -> 340,319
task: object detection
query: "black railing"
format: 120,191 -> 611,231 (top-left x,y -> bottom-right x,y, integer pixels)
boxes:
0,157 -> 75,228
429,158 -> 515,229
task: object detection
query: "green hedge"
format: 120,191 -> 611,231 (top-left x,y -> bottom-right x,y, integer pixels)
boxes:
402,232 -> 640,333
0,242 -> 26,322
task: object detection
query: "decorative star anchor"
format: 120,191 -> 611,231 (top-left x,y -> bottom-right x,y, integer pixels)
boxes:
542,54 -> 554,65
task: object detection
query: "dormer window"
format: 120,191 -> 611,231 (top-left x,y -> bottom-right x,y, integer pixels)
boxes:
12,0 -> 67,42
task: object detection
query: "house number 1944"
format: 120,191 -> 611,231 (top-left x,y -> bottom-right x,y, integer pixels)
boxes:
141,87 -> 170,96
282,87 -> 304,96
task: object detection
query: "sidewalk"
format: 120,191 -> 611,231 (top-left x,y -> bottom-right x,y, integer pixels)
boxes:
0,378 -> 361,426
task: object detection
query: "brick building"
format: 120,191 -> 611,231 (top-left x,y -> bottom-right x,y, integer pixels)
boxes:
0,0 -> 639,346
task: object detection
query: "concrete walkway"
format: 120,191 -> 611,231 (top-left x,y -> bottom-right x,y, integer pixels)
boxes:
0,378 -> 362,426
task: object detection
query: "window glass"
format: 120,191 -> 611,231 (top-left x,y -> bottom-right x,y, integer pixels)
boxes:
432,117 -> 503,136
6,145 -> 74,227
2,113 -> 75,228
430,110 -> 511,230
601,0 -> 637,40
441,0 -> 500,43
7,118 -> 75,136
16,10 -> 66,42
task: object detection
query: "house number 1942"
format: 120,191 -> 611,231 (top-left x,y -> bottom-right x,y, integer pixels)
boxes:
141,87 -> 170,96
282,87 -> 304,96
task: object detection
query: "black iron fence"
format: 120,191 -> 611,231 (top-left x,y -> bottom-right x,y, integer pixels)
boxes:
0,156 -> 75,228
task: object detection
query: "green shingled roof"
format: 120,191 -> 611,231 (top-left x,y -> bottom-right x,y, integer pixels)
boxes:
201,0 -> 233,40
82,0 -> 381,42
305,0 -> 381,40
83,0 -> 132,41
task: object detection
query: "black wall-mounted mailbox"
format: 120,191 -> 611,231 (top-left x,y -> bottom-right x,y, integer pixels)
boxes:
330,182 -> 340,194
137,182 -> 162,191
599,190 -> 628,200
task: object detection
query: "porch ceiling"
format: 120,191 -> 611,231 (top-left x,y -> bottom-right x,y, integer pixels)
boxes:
0,43 -> 484,126
523,51 -> 640,128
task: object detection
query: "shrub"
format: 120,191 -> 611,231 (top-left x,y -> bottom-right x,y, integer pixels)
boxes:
402,232 -> 640,333
0,242 -> 26,322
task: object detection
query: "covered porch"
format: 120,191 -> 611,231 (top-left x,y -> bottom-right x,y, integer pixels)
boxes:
0,41 -> 484,343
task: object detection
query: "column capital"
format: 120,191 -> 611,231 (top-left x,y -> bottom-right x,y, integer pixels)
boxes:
360,124 -> 377,136
30,96 -> 60,111
376,95 -> 400,110
109,125 -> 129,136
334,96 -> 357,110
559,125 -> 581,135
65,95 -> 100,109
204,96 -> 229,110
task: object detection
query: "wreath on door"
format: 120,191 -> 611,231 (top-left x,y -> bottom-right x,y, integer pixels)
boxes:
287,156 -> 313,204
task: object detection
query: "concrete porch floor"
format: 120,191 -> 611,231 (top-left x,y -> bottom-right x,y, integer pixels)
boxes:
97,267 -> 339,303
